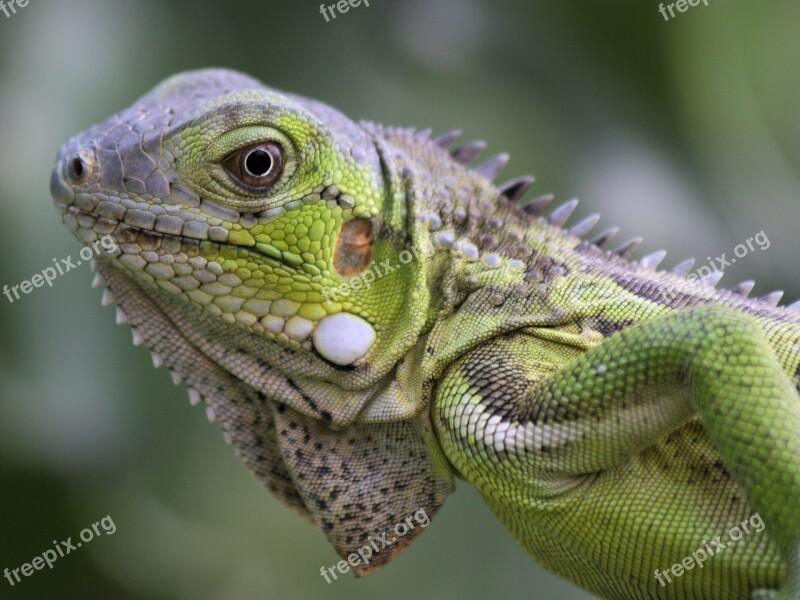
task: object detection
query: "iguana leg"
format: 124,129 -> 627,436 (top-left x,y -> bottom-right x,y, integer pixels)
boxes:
434,305 -> 800,598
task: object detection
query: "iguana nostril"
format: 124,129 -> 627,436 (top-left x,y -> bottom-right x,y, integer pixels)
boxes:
69,157 -> 84,179
65,151 -> 93,184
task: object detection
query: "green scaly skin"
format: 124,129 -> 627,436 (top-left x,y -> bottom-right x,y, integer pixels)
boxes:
50,69 -> 800,599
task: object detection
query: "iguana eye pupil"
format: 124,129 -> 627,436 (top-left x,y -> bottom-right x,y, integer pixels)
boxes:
245,149 -> 272,177
223,142 -> 285,190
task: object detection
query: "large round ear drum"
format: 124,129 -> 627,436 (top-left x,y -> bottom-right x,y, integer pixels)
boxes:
333,217 -> 374,277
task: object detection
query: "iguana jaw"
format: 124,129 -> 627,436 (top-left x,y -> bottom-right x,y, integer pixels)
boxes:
53,201 -> 306,273
51,172 -> 381,370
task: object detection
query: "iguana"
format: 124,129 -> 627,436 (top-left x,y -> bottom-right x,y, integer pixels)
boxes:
50,69 -> 800,600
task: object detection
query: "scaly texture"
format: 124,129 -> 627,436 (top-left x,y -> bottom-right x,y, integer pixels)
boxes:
51,69 -> 800,598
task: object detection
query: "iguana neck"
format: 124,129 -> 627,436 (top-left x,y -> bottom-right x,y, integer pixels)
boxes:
367,123 -> 582,323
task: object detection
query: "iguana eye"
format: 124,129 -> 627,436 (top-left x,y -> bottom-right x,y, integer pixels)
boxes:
222,142 -> 285,190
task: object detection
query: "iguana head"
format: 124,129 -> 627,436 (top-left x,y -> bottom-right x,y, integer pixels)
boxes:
50,68 -> 431,376
50,69 -> 454,574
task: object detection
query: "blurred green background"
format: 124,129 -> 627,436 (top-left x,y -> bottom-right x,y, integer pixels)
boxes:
1,1 -> 800,599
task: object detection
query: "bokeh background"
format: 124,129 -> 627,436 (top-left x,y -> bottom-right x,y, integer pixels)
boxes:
2,1 -> 800,599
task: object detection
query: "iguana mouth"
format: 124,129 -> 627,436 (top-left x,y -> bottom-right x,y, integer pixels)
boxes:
57,203 -> 305,271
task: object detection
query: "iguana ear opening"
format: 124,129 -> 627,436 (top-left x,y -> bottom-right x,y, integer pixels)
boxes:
272,403 -> 454,575
333,217 -> 374,277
